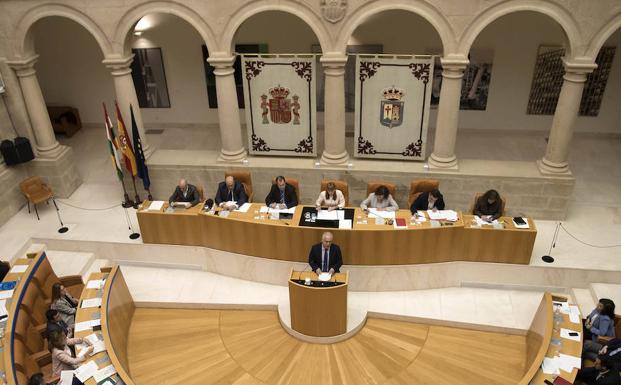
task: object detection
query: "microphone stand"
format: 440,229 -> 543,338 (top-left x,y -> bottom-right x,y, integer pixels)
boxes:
541,221 -> 561,263
122,205 -> 141,240
52,198 -> 68,233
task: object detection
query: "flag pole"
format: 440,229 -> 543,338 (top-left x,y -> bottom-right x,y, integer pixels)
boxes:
131,175 -> 141,209
120,177 -> 134,208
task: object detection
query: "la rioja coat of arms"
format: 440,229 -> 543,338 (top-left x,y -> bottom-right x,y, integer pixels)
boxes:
380,86 -> 404,128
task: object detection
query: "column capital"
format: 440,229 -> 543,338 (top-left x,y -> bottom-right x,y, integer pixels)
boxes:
207,54 -> 236,68
7,55 -> 39,77
439,56 -> 469,79
102,55 -> 134,76
320,53 -> 348,67
562,58 -> 597,83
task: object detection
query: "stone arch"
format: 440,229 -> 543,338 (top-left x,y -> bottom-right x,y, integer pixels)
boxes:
13,3 -> 112,58
585,10 -> 621,60
458,1 -> 582,58
336,1 -> 455,55
114,1 -> 218,56
220,1 -> 331,55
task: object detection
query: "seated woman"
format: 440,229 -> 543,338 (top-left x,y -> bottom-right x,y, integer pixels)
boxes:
50,283 -> 78,331
583,298 -> 616,361
49,330 -> 93,377
360,185 -> 398,211
410,189 -> 445,213
316,182 -> 345,211
474,189 -> 503,221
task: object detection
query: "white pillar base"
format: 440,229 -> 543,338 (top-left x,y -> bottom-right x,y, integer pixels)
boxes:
217,148 -> 247,163
320,149 -> 349,166
537,158 -> 572,175
36,141 -> 64,159
428,153 -> 459,170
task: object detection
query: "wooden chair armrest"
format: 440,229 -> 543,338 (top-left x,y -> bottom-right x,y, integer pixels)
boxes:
32,350 -> 52,366
598,336 -> 613,344
100,266 -> 113,273
60,275 -> 84,286
35,322 -> 48,338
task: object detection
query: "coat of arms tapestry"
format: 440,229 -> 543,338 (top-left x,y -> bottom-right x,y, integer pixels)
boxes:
242,55 -> 317,156
354,55 -> 434,160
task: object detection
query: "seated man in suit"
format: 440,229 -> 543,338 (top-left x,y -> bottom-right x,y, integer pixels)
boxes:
168,178 -> 200,207
215,175 -> 248,210
265,176 -> 298,209
308,232 -> 343,275
410,189 -> 445,213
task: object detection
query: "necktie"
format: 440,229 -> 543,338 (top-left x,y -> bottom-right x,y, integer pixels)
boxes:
280,190 -> 285,204
322,248 -> 329,272
228,189 -> 233,201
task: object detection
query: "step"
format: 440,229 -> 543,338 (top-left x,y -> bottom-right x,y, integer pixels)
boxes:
81,258 -> 112,282
572,287 -> 597,317
45,250 -> 96,279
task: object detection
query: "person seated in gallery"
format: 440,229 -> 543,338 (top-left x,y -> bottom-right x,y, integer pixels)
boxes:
49,330 -> 93,377
410,189 -> 445,213
215,175 -> 248,210
0,261 -> 9,282
265,176 -> 298,209
577,355 -> 621,385
474,189 -> 503,221
308,232 -> 343,275
46,309 -> 70,338
360,185 -> 398,211
168,178 -> 200,207
50,283 -> 78,331
27,373 -> 54,385
583,298 -> 617,361
315,182 -> 345,211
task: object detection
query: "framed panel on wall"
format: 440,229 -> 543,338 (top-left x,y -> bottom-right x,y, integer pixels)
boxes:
202,44 -> 269,109
527,45 -> 616,116
130,48 -> 171,108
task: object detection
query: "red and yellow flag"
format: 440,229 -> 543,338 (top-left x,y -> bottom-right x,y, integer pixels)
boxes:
114,102 -> 137,177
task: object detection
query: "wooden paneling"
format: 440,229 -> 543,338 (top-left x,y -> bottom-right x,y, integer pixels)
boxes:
101,267 -> 136,383
520,293 -> 553,385
126,309 -> 531,385
137,203 -> 537,265
288,271 -> 348,337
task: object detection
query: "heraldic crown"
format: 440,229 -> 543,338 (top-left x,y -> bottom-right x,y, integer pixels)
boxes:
269,85 -> 290,98
382,86 -> 404,101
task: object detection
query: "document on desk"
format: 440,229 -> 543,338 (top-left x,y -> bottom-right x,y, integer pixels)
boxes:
368,209 -> 395,219
0,290 -> 14,300
259,206 -> 270,213
75,360 -> 99,382
81,297 -> 102,308
147,200 -> 165,211
568,305 -> 581,324
59,371 -> 75,385
560,328 -> 581,342
473,216 -> 498,226
234,202 -> 252,213
0,300 -> 7,318
75,319 -> 101,333
542,357 -> 560,375
427,210 -> 458,221
557,353 -> 581,372
86,279 -> 105,289
9,264 -> 28,273
317,210 -> 338,220
338,219 -> 352,229
94,365 -> 117,383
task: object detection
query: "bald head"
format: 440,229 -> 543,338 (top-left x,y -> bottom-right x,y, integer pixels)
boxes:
225,175 -> 235,189
178,179 -> 187,191
321,232 -> 333,249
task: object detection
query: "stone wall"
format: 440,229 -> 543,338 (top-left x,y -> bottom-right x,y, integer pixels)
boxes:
25,146 -> 81,198
0,165 -> 28,225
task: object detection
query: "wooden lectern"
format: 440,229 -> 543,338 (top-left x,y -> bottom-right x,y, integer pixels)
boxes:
288,270 -> 348,337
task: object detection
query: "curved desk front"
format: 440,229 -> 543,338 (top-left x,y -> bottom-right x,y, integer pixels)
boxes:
137,202 -> 537,265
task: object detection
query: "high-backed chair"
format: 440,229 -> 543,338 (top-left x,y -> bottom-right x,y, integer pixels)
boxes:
14,338 -> 56,383
225,171 -> 254,202
196,185 -> 205,202
408,179 -> 440,207
15,310 -> 49,364
366,182 -> 396,198
32,256 -> 84,300
469,192 -> 507,217
272,177 -> 300,204
20,284 -> 49,327
19,176 -> 55,220
320,180 -> 350,207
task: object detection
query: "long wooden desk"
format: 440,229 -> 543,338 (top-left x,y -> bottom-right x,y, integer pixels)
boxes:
289,270 -> 348,337
137,202 -> 537,265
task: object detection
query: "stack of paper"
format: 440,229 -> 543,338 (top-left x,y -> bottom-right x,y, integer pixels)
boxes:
317,210 -> 338,220
234,202 -> 252,212
59,371 -> 75,385
427,210 -> 458,221
368,209 -> 395,219
75,361 -> 99,382
473,216 -> 499,226
94,365 -> 117,383
568,306 -> 581,324
0,290 -> 14,300
541,353 -> 581,375
86,279 -> 105,289
0,299 -> 7,318
9,265 -> 28,274
147,201 -> 165,211
81,298 -> 102,308
559,328 -> 581,342
75,319 -> 101,333
338,219 -> 352,229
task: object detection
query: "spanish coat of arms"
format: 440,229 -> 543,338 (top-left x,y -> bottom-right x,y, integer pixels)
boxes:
320,0 -> 347,23
380,86 -> 404,128
261,86 -> 301,124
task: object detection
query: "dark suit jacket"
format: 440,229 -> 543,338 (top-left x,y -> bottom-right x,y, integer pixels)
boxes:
265,183 -> 298,208
410,191 -> 445,213
169,184 -> 200,206
596,369 -> 621,385
308,243 -> 343,273
215,181 -> 248,206
47,319 -> 69,337
0,262 -> 9,282
474,199 -> 502,220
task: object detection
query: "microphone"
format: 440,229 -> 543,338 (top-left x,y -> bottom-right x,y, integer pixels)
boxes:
204,198 -> 214,210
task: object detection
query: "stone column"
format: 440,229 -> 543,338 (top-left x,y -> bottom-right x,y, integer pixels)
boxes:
538,60 -> 597,175
0,59 -> 36,148
102,55 -> 152,158
320,54 -> 349,165
428,57 -> 469,170
207,54 -> 247,162
7,55 -> 62,158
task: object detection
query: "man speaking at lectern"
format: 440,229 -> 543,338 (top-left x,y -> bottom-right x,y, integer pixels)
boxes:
308,232 -> 343,275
